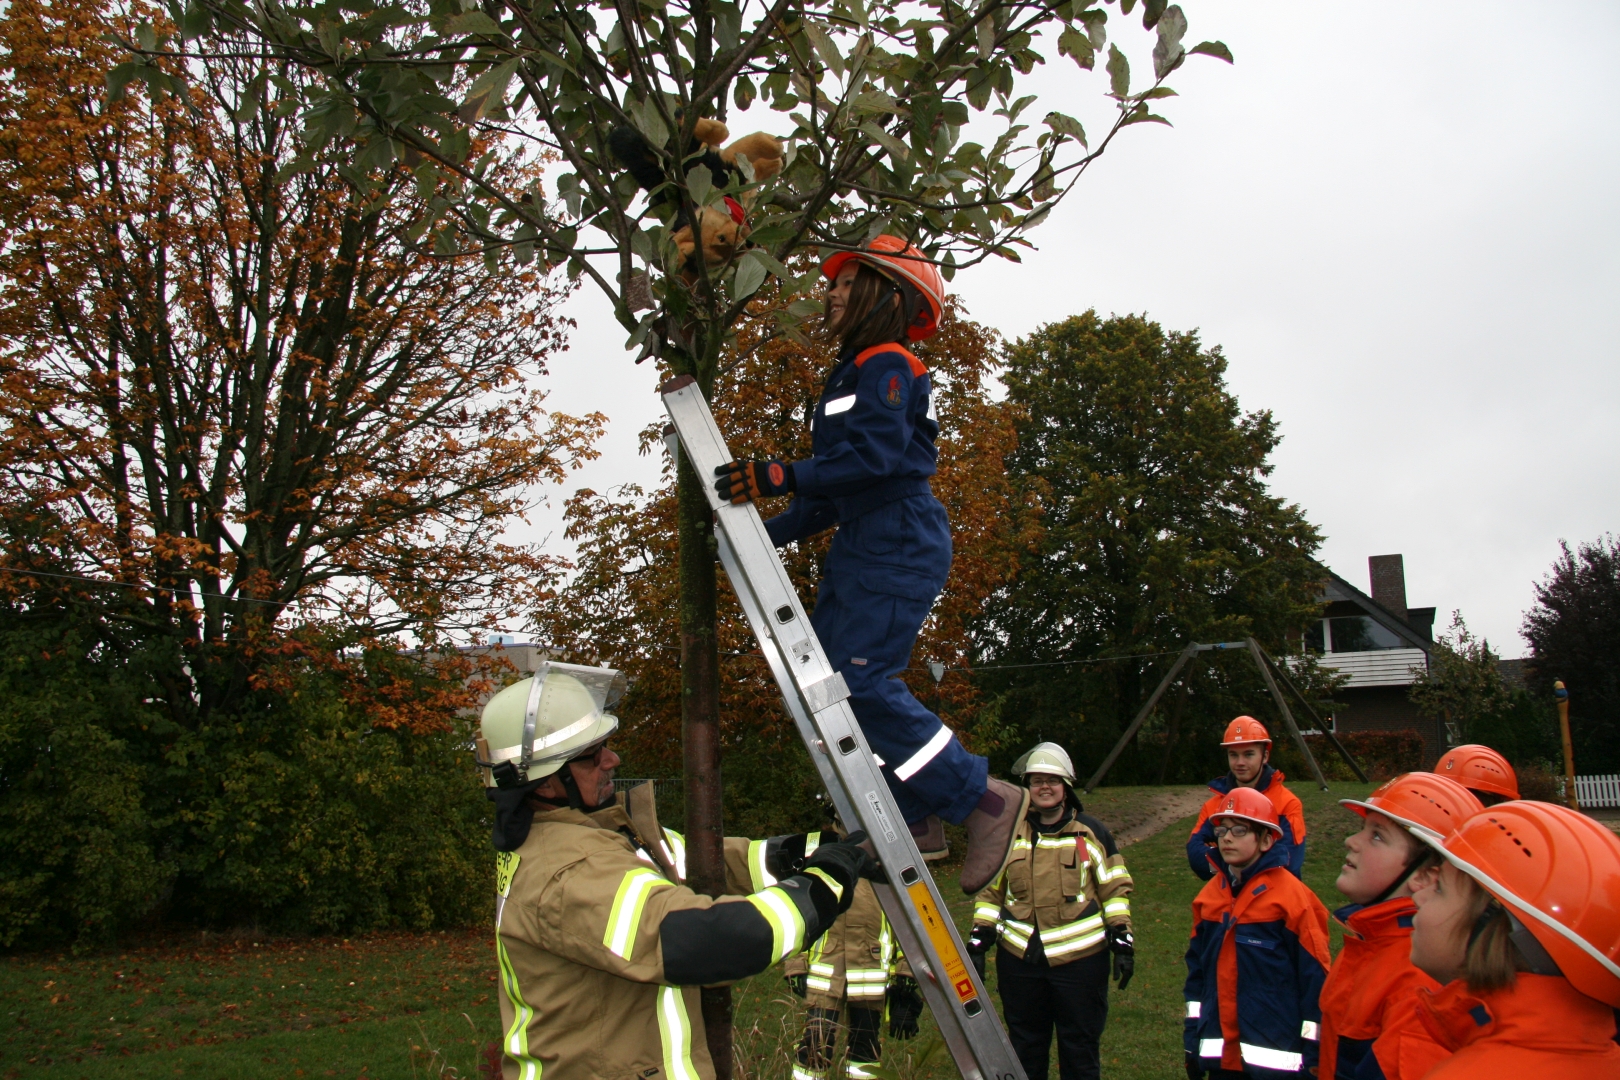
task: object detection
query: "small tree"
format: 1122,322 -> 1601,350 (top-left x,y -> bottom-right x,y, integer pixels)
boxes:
1524,536 -> 1620,772
1409,612 -> 1512,745
138,0 -> 1233,1059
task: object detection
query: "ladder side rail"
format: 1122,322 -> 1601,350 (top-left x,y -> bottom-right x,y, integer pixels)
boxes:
717,534 -> 991,1075
666,380 -> 1024,1080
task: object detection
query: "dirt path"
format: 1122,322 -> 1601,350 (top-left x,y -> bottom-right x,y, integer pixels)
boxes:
1112,787 -> 1211,847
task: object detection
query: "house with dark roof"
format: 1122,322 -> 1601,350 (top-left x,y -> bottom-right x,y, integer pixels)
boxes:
1305,554 -> 1446,765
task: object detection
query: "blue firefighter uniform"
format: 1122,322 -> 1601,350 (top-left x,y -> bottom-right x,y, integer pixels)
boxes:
765,342 -> 987,825
1186,765 -> 1308,881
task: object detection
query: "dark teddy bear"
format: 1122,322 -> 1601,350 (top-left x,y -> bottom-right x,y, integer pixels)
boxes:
608,117 -> 783,273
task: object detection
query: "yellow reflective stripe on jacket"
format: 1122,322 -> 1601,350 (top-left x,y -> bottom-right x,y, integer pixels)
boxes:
1103,896 -> 1131,919
496,934 -> 542,1079
747,839 -> 778,891
656,985 -> 699,1080
972,901 -> 1000,924
846,966 -> 889,998
747,886 -> 807,962
661,828 -> 688,881
604,867 -> 673,960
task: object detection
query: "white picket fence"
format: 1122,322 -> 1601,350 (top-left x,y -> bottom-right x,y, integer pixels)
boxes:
1575,774 -> 1620,809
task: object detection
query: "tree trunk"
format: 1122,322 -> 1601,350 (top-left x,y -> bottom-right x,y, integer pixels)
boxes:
674,371 -> 731,1077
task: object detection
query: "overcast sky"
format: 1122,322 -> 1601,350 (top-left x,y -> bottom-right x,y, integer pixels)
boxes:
522,0 -> 1618,658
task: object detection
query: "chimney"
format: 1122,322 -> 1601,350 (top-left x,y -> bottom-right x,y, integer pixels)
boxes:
1368,554 -> 1408,620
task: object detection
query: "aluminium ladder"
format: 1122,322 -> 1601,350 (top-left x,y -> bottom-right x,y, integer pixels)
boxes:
661,375 -> 1025,1080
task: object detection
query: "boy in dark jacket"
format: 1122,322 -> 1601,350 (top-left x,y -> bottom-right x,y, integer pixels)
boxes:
1184,788 -> 1330,1079
1187,716 -> 1308,881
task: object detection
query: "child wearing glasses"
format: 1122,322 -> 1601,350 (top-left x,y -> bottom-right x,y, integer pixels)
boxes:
1183,787 -> 1330,1079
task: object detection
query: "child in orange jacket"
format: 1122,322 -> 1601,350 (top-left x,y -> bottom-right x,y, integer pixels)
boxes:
1403,800 -> 1620,1078
1187,717 -> 1308,881
1184,787 -> 1331,1079
1317,773 -> 1481,1079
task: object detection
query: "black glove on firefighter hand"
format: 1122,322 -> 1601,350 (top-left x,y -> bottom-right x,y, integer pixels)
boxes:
713,459 -> 794,505
886,974 -> 923,1038
1185,1051 -> 1203,1080
966,924 -> 996,982
786,972 -> 808,998
1108,925 -> 1135,991
800,832 -> 878,926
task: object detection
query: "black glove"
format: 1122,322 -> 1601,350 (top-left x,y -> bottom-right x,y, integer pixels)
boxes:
764,833 -> 809,879
786,972 -> 808,998
713,459 -> 794,504
801,832 -> 878,922
1185,1051 -> 1203,1080
966,924 -> 996,982
886,975 -> 923,1038
1108,925 -> 1135,991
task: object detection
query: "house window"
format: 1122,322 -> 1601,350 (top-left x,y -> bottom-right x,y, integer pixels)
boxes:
1327,616 -> 1404,653
1304,620 -> 1327,654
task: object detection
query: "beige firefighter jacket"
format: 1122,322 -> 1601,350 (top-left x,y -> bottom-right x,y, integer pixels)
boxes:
492,785 -> 802,1080
781,834 -> 909,1012
972,809 -> 1133,965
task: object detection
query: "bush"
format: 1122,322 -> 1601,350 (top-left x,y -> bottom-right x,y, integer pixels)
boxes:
0,608 -> 492,949
1270,729 -> 1424,784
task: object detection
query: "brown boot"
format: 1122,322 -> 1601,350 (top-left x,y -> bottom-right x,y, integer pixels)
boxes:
909,815 -> 948,862
959,778 -> 1029,894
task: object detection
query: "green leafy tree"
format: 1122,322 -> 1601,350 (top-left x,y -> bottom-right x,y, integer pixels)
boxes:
134,0 -> 1233,1055
973,311 -> 1330,784
1523,536 -> 1620,772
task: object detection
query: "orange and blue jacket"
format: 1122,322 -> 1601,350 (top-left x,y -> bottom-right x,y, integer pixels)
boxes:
1406,974 -> 1620,1078
1184,842 -> 1331,1079
1318,897 -> 1444,1079
1187,765 -> 1308,880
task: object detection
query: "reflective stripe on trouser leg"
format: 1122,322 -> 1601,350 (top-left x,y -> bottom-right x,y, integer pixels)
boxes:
657,986 -> 700,1080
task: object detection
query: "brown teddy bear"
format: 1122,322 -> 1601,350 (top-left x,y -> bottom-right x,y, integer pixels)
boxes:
608,117 -> 783,277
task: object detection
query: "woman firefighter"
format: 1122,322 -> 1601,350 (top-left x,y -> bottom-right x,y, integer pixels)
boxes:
712,236 -> 1024,893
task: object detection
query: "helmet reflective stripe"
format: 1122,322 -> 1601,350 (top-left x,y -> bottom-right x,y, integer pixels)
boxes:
657,985 -> 700,1080
488,712 -> 603,764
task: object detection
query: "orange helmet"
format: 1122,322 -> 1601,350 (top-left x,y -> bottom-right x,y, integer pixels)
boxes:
820,235 -> 946,341
1419,801 -> 1620,1007
1434,744 -> 1519,801
1210,786 -> 1283,836
1341,772 -> 1483,840
1221,716 -> 1272,747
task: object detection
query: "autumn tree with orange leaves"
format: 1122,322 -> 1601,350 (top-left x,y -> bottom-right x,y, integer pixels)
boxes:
538,290 -> 1038,835
0,0 -> 599,943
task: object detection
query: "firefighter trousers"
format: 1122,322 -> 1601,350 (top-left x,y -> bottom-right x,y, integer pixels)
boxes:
811,494 -> 986,825
997,945 -> 1110,1080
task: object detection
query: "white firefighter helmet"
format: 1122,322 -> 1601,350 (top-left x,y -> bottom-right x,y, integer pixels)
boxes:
476,662 -> 626,788
1011,741 -> 1077,786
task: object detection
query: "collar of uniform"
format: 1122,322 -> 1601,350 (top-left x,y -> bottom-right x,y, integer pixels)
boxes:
529,798 -> 634,833
1208,763 -> 1282,796
1333,895 -> 1417,940
1416,973 -> 1618,1054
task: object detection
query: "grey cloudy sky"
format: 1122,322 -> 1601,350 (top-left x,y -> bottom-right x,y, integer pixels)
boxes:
525,0 -> 1619,657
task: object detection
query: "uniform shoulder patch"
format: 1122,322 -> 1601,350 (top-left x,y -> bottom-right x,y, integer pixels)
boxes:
881,371 -> 906,410
496,851 -> 521,898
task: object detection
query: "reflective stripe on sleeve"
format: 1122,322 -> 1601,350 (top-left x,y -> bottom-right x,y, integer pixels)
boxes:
846,1061 -> 880,1079
496,935 -> 542,1079
662,829 -> 688,881
1185,1000 -> 1201,1019
1241,1043 -> 1303,1072
893,725 -> 953,781
1301,1021 -> 1319,1041
973,902 -> 1000,923
1199,1038 -> 1224,1059
748,839 -> 778,891
748,887 -> 807,962
823,394 -> 857,415
604,868 -> 673,960
657,985 -> 700,1080
1103,897 -> 1131,919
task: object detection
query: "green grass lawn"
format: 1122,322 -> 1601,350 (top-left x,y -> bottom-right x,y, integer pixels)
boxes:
2,781 -> 1375,1079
